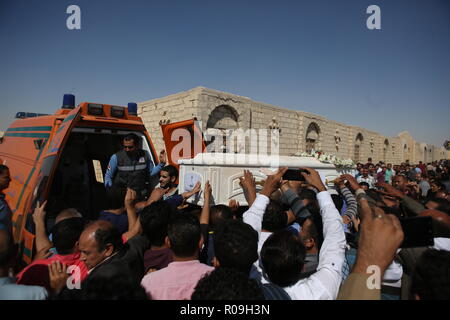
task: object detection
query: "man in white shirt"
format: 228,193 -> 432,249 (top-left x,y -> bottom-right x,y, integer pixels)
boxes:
243,167 -> 346,299
357,167 -> 376,189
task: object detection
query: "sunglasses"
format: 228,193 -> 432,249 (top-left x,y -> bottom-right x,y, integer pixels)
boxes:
123,145 -> 135,150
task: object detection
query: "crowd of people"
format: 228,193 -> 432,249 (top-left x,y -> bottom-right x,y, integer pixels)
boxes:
1,136 -> 450,300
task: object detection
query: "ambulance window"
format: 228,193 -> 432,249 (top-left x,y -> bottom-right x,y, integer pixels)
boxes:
92,160 -> 104,183
136,133 -> 155,163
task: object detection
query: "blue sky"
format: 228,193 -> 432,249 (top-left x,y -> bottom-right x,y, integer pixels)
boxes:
1,0 -> 449,146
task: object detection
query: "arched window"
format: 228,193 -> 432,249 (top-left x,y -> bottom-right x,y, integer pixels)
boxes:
354,133 -> 364,163
206,105 -> 239,129
205,105 -> 239,153
383,139 -> 389,162
305,122 -> 320,153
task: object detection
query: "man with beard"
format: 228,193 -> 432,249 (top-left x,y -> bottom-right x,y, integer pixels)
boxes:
104,133 -> 166,200
136,165 -> 201,210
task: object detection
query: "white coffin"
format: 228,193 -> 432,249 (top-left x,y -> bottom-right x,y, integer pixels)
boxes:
178,153 -> 355,206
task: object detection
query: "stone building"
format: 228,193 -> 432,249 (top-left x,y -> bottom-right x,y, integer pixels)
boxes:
138,87 -> 448,164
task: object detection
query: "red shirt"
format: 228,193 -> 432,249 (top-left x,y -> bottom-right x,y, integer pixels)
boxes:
16,252 -> 88,291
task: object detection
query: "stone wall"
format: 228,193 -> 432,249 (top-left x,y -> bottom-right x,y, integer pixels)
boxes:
139,87 -> 448,164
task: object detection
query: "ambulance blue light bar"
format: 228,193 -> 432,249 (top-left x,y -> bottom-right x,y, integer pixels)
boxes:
127,102 -> 137,116
62,94 -> 75,109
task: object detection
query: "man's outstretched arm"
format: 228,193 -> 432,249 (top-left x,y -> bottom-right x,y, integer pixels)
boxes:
104,154 -> 118,188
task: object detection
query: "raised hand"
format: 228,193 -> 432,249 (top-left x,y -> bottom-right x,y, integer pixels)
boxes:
239,170 -> 256,194
239,170 -> 257,205
33,247 -> 52,261
352,216 -> 361,232
299,167 -> 326,192
124,188 -> 137,208
32,200 -> 47,226
261,167 -> 288,197
48,260 -> 69,293
334,177 -> 346,189
352,198 -> 404,275
159,150 -> 167,163
407,181 -> 420,194
340,174 -> 360,192
192,181 -> 202,194
376,182 -> 405,199
228,199 -> 240,212
204,180 -> 212,202
148,187 -> 168,203
342,215 -> 352,225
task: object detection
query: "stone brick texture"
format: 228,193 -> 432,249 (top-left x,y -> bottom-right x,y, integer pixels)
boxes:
139,87 -> 447,164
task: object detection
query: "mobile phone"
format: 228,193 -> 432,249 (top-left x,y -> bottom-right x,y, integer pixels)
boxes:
399,216 -> 434,248
282,169 -> 307,181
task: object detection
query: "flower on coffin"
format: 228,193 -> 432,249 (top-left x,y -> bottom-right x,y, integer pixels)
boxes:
292,150 -> 355,169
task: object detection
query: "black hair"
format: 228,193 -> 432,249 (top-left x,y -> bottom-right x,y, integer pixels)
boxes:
395,174 -> 408,182
302,212 -> 324,250
298,189 -> 319,214
411,249 -> 450,300
298,189 -> 317,202
210,205 -> 234,230
262,201 -> 287,232
331,194 -> 343,212
167,213 -> 201,257
106,186 -> 127,210
260,230 -> 306,287
358,182 -> 370,189
213,219 -> 258,274
52,217 -> 85,255
81,263 -> 149,300
161,165 -> 179,179
123,133 -> 140,145
192,267 -> 264,300
0,165 -> 9,175
140,200 -> 174,246
93,223 -> 123,253
431,181 -> 446,191
366,189 -> 383,202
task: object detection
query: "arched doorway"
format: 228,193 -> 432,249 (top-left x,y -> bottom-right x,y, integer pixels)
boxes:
354,133 -> 364,163
383,139 -> 389,162
205,105 -> 239,153
305,122 -> 320,153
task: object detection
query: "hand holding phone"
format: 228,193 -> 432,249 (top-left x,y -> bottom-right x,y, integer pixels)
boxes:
282,168 -> 308,181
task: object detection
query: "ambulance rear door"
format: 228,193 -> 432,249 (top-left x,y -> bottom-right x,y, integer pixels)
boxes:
160,119 -> 205,169
19,106 -> 82,265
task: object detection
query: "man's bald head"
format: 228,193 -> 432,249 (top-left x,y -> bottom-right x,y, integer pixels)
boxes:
55,208 -> 82,225
78,221 -> 123,270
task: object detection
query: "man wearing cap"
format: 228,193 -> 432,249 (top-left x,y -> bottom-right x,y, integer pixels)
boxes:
104,133 -> 166,200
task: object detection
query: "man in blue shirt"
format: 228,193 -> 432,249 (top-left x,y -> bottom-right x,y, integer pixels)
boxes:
0,165 -> 12,234
104,133 -> 166,199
